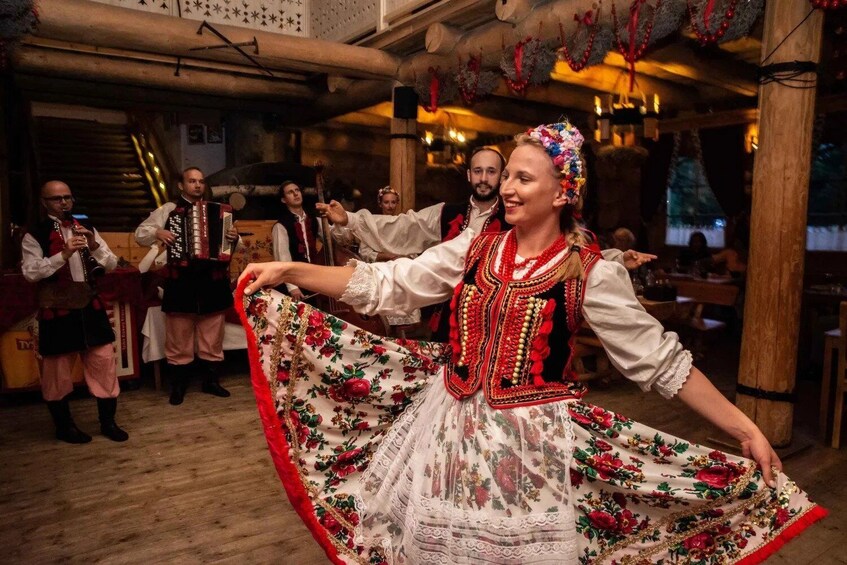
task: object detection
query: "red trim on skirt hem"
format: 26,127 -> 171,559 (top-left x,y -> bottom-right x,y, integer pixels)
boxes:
234,279 -> 346,565
735,504 -> 827,565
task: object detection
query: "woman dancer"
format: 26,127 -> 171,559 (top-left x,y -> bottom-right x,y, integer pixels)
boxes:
236,121 -> 824,565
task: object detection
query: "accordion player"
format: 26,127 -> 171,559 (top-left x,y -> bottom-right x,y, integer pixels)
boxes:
166,201 -> 235,265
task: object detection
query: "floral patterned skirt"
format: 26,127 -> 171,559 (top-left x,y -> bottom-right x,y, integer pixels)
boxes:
236,284 -> 825,565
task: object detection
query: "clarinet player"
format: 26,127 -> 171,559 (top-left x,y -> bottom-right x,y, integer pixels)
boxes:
21,180 -> 129,444
134,167 -> 239,406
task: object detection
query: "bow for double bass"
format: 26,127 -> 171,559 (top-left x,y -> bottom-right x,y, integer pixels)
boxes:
313,161 -> 387,336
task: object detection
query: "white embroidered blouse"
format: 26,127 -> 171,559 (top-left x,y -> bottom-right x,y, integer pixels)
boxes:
340,228 -> 692,399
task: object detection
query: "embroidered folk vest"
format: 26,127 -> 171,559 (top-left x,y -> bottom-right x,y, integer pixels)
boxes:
444,232 -> 602,409
439,199 -> 509,243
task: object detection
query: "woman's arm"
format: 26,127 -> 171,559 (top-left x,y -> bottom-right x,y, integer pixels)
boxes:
241,262 -> 355,298
676,369 -> 780,487
240,228 -> 475,316
583,260 -> 781,487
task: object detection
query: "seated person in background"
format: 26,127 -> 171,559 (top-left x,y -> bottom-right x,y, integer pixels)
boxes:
272,180 -> 322,301
711,236 -> 748,279
677,231 -> 711,273
611,227 -> 637,252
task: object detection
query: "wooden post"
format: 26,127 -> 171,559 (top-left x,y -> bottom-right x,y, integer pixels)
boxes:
390,118 -> 417,213
736,3 -> 823,446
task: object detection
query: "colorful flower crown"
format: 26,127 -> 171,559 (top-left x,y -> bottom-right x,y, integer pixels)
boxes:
377,185 -> 399,203
525,121 -> 586,204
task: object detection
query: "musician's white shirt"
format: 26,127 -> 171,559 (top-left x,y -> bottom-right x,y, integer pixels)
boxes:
272,210 -> 323,294
21,214 -> 117,283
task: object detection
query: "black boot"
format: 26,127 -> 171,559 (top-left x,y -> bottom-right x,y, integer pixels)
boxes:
46,399 -> 92,444
200,360 -> 230,398
168,363 -> 189,405
97,398 -> 129,442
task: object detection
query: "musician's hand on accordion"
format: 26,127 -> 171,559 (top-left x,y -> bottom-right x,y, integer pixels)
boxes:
225,224 -> 239,243
156,228 -> 176,247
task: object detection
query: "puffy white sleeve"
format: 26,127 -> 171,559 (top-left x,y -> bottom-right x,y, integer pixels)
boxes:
339,228 -> 474,316
134,203 -> 175,246
91,228 -> 118,272
345,204 -> 444,258
581,260 -> 692,399
21,233 -> 64,282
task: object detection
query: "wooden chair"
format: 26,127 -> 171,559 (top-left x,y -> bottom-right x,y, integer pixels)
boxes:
684,284 -> 741,356
820,327 -> 842,440
830,302 -> 847,448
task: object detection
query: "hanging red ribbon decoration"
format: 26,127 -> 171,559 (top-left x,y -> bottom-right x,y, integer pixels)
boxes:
458,56 -> 481,105
427,66 -> 440,113
611,0 -> 656,92
560,9 -> 599,72
514,41 -> 525,85
688,0 -> 739,45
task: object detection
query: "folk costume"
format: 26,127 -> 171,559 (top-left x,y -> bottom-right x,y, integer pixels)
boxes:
21,215 -> 127,443
337,199 -> 508,340
272,206 -> 322,296
135,197 -> 235,403
236,122 -> 823,564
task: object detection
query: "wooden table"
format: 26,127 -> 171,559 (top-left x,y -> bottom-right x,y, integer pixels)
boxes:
666,274 -> 741,307
639,295 -> 695,322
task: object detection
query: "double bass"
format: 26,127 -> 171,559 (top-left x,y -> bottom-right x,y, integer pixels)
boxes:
313,162 -> 388,336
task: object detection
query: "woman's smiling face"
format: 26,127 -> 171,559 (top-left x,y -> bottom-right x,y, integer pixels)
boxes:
500,144 -> 566,228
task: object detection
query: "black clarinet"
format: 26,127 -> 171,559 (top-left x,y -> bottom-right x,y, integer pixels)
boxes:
67,214 -> 106,280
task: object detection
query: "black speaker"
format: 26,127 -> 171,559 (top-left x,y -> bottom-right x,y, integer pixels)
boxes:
393,86 -> 418,120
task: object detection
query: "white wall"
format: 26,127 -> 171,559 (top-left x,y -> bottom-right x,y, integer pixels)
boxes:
179,124 -> 227,177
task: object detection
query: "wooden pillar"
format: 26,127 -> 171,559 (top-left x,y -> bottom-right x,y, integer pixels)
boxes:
736,3 -> 823,446
390,87 -> 417,212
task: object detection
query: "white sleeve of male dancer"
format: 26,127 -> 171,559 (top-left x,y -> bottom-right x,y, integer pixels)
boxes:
340,228 -> 474,316
134,202 -> 175,246
344,204 -> 444,257
271,223 -> 300,294
581,260 -> 693,399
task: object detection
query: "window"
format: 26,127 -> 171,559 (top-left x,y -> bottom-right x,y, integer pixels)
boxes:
665,153 -> 726,249
808,119 -> 847,251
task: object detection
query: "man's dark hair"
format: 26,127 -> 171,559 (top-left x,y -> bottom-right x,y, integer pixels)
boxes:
469,146 -> 506,173
179,166 -> 203,183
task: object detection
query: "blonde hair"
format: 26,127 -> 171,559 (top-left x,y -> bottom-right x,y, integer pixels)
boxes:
514,134 -> 589,280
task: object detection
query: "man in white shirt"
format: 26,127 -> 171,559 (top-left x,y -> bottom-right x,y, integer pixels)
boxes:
21,181 -> 128,443
135,167 -> 239,405
272,180 -> 323,301
319,147 -> 509,260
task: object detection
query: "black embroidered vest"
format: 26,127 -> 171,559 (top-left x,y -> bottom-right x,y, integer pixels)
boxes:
277,208 -> 320,264
444,232 -> 602,409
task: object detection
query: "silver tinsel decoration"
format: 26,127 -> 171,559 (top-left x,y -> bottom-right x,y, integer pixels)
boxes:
500,38 -> 558,94
0,0 -> 37,41
414,67 -> 458,113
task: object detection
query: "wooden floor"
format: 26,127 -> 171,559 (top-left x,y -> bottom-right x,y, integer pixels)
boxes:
1,349 -> 845,564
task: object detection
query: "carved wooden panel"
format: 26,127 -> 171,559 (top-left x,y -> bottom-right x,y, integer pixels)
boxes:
90,0 -> 308,37
310,0 -> 376,42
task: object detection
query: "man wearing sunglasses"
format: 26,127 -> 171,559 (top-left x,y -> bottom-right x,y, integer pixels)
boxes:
21,180 -> 128,444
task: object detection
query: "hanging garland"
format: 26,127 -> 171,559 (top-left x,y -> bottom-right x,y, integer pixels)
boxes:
455,55 -> 500,106
500,37 -> 558,95
687,0 -> 764,45
0,0 -> 39,69
414,66 -> 458,113
612,0 -> 686,91
809,0 -> 847,8
559,7 -> 614,72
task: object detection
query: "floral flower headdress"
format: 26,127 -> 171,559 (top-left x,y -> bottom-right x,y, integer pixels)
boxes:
525,121 -> 585,205
377,185 -> 399,203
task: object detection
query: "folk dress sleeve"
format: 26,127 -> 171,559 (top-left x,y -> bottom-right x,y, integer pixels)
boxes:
344,203 -> 444,258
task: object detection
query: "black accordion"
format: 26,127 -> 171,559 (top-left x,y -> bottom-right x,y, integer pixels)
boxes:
166,201 -> 235,265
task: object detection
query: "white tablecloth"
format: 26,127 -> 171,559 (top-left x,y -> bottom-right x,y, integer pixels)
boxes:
141,305 -> 248,363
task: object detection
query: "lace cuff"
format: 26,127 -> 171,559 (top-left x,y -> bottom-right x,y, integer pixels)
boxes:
339,260 -> 378,312
653,349 -> 693,399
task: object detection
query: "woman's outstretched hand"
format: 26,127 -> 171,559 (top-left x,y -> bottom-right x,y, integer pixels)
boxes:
622,250 -> 658,270
740,431 -> 783,489
238,262 -> 290,295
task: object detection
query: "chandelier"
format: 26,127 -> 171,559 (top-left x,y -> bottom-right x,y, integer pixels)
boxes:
594,90 -> 660,146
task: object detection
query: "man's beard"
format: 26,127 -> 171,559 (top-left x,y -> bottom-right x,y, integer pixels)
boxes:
472,182 -> 499,202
